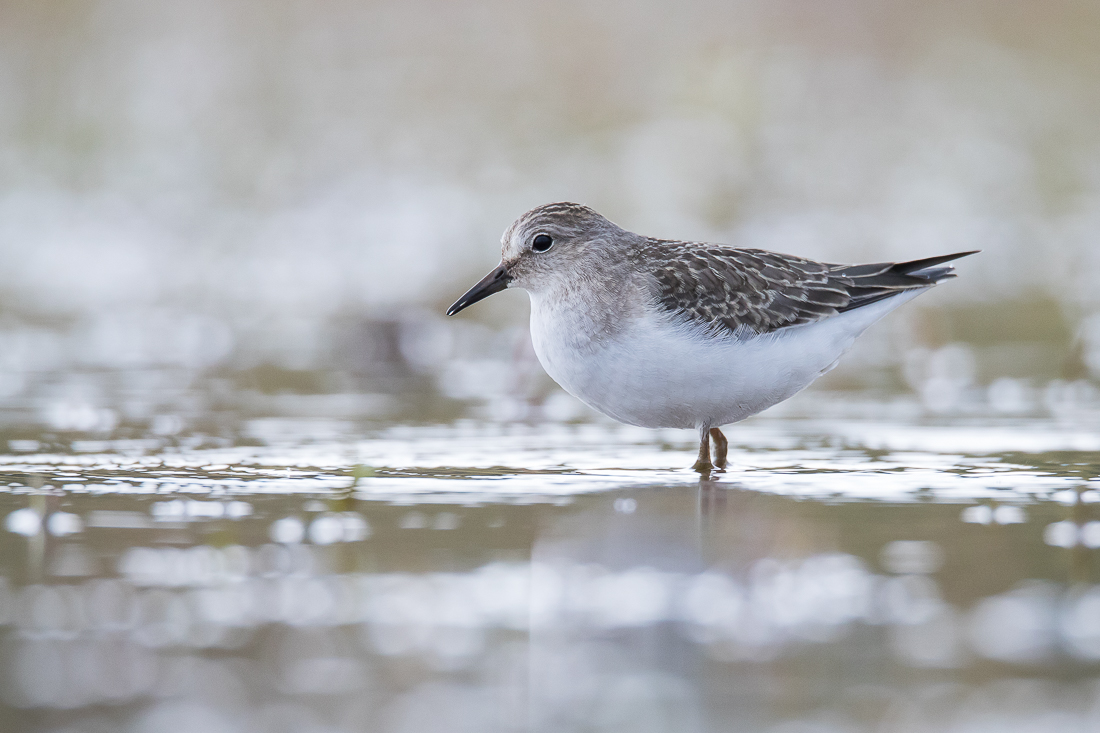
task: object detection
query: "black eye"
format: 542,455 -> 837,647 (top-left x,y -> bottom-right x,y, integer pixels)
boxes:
532,234 -> 553,252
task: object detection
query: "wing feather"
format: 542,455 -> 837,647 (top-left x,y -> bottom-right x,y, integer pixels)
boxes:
640,241 -> 975,336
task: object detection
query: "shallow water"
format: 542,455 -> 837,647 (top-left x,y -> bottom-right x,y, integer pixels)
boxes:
2,414 -> 1100,733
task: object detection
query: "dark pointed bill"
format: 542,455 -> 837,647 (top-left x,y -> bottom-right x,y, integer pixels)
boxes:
446,263 -> 512,316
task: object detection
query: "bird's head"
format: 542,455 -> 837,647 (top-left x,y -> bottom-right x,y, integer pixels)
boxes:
447,202 -> 628,316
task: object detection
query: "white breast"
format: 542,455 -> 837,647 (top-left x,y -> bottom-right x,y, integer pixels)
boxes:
529,289 -> 925,429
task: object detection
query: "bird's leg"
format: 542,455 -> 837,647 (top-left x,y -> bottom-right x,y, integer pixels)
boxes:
709,427 -> 728,469
692,426 -> 713,473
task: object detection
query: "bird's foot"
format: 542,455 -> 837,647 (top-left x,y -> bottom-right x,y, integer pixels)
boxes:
693,427 -> 713,473
709,428 -> 728,469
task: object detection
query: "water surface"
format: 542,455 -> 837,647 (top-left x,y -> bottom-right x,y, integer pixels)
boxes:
2,415 -> 1100,732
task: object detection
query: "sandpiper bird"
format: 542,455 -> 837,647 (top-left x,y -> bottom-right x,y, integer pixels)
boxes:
447,202 -> 974,473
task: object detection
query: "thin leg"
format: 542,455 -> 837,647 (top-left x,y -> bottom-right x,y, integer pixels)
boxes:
692,426 -> 713,473
709,427 -> 728,469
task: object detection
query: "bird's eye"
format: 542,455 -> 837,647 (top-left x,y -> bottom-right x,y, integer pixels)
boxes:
532,234 -> 553,252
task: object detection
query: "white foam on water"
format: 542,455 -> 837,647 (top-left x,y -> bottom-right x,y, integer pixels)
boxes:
0,418 -> 1092,504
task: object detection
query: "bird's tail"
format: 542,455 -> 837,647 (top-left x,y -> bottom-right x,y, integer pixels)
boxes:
832,250 -> 978,312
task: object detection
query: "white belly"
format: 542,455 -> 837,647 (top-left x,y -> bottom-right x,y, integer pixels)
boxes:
529,290 -> 923,429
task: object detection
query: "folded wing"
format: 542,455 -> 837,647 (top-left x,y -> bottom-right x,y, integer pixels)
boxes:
643,241 -> 976,336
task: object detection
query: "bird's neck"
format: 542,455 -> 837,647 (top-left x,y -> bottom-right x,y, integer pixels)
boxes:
528,265 -> 644,351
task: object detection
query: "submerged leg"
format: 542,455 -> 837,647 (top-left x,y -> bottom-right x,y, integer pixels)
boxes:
709,427 -> 728,469
692,426 -> 713,473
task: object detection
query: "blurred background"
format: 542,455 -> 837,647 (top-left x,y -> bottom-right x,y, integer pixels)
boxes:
2,0 -> 1100,437
4,2 -> 1100,732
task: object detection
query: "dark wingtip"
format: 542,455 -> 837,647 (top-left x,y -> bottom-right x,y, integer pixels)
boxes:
894,250 -> 980,275
835,249 -> 978,312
